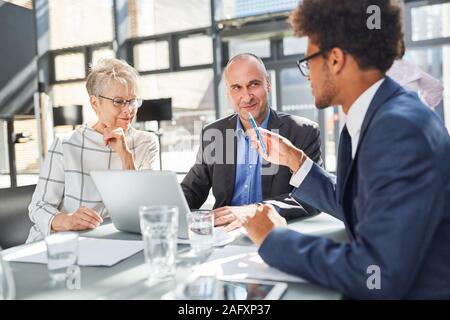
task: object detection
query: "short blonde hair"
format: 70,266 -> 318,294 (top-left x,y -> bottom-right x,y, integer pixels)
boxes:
85,58 -> 140,97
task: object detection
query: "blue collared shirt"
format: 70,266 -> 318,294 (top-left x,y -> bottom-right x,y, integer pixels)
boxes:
231,110 -> 270,206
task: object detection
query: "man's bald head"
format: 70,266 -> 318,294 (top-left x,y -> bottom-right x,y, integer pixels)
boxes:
224,53 -> 269,84
224,53 -> 271,129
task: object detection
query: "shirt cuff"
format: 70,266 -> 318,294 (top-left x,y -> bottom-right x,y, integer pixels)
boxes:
289,157 -> 314,188
35,207 -> 59,237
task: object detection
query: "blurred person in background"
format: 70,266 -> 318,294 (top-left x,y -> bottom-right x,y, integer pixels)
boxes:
387,38 -> 444,109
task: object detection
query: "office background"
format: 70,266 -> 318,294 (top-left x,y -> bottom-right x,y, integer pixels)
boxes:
0,0 -> 449,189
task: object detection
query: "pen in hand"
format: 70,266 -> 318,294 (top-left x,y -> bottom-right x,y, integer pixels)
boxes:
248,112 -> 268,155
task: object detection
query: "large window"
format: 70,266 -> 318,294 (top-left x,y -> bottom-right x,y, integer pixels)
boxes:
215,0 -> 297,20
283,36 -> 307,56
131,0 -> 211,37
405,45 -> 450,128
280,68 -> 317,122
407,1 -> 450,132
92,47 -> 115,65
179,35 -> 213,67
139,69 -> 215,172
49,0 -> 114,49
134,40 -> 170,72
22,0 -> 448,185
54,52 -> 86,81
46,0 -> 216,174
411,3 -> 450,41
48,0 -> 117,143
228,38 -> 271,58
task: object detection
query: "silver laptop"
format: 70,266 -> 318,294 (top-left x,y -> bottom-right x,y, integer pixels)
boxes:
90,170 -> 190,239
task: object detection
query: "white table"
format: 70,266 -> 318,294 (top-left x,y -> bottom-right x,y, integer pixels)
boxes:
2,213 -> 347,300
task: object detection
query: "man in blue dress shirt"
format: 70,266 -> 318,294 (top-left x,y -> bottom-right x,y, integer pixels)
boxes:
182,53 -> 323,230
231,109 -> 269,207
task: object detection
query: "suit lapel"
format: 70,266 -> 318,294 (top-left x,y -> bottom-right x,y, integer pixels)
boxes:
222,108 -> 284,203
339,77 -> 404,208
262,109 -> 284,199
223,114 -> 238,205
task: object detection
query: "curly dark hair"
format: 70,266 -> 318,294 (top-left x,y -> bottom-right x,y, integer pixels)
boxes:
289,0 -> 403,73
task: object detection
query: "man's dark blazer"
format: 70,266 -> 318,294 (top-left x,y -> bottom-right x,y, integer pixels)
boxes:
181,108 -> 323,220
259,77 -> 450,299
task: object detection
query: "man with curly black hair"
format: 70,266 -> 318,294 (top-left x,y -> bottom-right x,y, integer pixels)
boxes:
242,0 -> 450,299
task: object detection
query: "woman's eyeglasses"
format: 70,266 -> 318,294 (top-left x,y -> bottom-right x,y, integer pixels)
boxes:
99,95 -> 143,109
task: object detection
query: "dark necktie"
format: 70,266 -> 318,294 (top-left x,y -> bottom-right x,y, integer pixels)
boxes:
337,125 -> 352,202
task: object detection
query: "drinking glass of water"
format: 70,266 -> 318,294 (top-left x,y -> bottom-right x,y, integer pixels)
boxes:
187,210 -> 214,255
139,205 -> 179,283
45,232 -> 79,283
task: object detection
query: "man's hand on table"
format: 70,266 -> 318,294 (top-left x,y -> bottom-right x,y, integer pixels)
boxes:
213,205 -> 258,232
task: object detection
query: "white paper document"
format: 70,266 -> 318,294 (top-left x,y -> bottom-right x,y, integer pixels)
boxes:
177,227 -> 242,247
3,237 -> 144,267
193,245 -> 306,283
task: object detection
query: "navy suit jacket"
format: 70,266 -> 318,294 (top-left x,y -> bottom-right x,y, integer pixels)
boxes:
259,77 -> 450,299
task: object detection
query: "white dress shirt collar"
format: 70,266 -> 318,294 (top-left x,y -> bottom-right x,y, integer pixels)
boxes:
346,78 -> 385,158
289,77 -> 385,189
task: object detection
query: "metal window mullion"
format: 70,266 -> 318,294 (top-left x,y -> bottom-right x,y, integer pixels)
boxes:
211,0 -> 221,120
170,34 -> 180,72
84,46 -> 92,77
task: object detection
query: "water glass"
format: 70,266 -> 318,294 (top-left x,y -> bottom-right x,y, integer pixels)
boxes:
187,210 -> 214,255
45,232 -> 79,282
139,205 -> 178,282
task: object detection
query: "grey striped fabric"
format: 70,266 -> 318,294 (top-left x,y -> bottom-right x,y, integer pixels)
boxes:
26,124 -> 159,243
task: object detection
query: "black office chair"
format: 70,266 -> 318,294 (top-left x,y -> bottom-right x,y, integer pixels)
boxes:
53,105 -> 83,129
136,98 -> 173,169
136,98 -> 172,123
0,185 -> 36,249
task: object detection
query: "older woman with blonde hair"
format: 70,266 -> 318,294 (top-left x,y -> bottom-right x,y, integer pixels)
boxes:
26,58 -> 159,243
